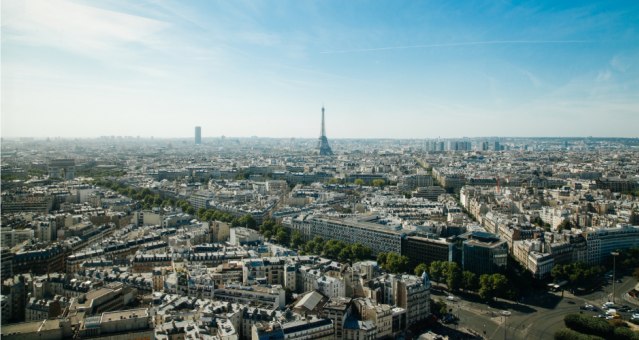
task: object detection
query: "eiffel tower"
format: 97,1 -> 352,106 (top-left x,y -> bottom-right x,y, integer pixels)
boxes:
318,106 -> 333,156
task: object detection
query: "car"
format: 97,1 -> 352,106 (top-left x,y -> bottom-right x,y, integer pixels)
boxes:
632,313 -> 639,320
593,314 -> 605,318
582,304 -> 598,311
442,314 -> 458,324
447,295 -> 455,301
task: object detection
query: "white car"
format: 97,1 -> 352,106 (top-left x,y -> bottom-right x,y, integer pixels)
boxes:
447,295 -> 455,301
632,313 -> 639,320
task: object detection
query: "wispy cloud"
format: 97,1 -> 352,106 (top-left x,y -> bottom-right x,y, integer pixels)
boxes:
320,40 -> 591,54
2,0 -> 168,55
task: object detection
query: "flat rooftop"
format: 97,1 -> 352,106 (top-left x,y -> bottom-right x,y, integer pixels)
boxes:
101,308 -> 149,323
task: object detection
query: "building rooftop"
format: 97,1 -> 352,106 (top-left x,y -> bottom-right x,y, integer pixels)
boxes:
100,308 -> 149,323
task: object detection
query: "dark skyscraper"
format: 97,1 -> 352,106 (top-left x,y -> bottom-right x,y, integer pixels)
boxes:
318,106 -> 333,156
195,126 -> 201,145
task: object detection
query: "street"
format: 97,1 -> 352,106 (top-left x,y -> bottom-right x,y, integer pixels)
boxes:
429,275 -> 638,339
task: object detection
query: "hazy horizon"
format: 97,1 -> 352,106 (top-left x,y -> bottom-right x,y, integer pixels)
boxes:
3,135 -> 638,141
2,1 -> 639,138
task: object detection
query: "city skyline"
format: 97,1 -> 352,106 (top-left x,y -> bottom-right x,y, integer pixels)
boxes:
2,0 -> 639,138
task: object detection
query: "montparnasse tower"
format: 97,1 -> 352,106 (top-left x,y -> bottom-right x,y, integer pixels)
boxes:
318,106 -> 333,156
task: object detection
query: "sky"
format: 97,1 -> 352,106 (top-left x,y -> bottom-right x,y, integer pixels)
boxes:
2,0 -> 639,139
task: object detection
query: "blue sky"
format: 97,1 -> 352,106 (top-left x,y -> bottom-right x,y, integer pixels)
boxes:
2,0 -> 638,138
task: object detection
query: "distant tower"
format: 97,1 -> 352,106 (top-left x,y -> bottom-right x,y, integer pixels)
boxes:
195,126 -> 201,145
318,106 -> 333,156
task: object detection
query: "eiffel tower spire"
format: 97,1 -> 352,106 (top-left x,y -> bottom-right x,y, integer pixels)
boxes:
318,105 -> 333,156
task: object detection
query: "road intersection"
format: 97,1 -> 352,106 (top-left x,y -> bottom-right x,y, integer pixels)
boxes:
430,276 -> 638,339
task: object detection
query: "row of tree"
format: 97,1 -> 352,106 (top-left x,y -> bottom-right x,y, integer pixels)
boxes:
612,247 -> 639,268
417,260 -> 513,300
377,252 -> 410,274
477,273 -> 511,301
556,314 -> 639,340
551,262 -> 605,287
423,261 -> 465,291
96,179 -> 180,211
327,178 -> 387,187
259,219 -> 291,245
96,179 -> 262,229
256,220 -> 373,263
196,207 -> 237,224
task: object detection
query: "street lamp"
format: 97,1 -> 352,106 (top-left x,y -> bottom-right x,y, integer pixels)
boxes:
501,311 -> 511,340
611,251 -> 619,304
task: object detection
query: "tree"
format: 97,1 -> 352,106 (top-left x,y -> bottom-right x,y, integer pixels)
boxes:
558,219 -> 575,231
261,218 -> 276,230
328,178 -> 342,184
237,214 -> 257,229
354,179 -> 365,186
462,271 -> 478,291
414,263 -> 429,277
429,261 -> 445,283
284,288 -> 294,305
275,228 -> 290,246
350,243 -> 371,262
564,314 -> 613,338
291,231 -> 303,249
429,299 -> 448,318
444,262 -> 462,291
531,216 -> 544,227
377,252 -> 388,267
338,248 -> 351,262
479,274 -> 494,300
311,237 -> 325,253
491,274 -> 509,298
304,240 -> 317,254
323,240 -> 344,259
378,252 -> 409,274
372,179 -> 385,187
618,247 -> 639,268
552,262 -> 604,287
197,208 -> 207,219
478,274 -> 509,301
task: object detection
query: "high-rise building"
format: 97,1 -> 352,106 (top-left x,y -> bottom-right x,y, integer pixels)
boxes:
195,126 -> 201,145
318,106 -> 333,156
